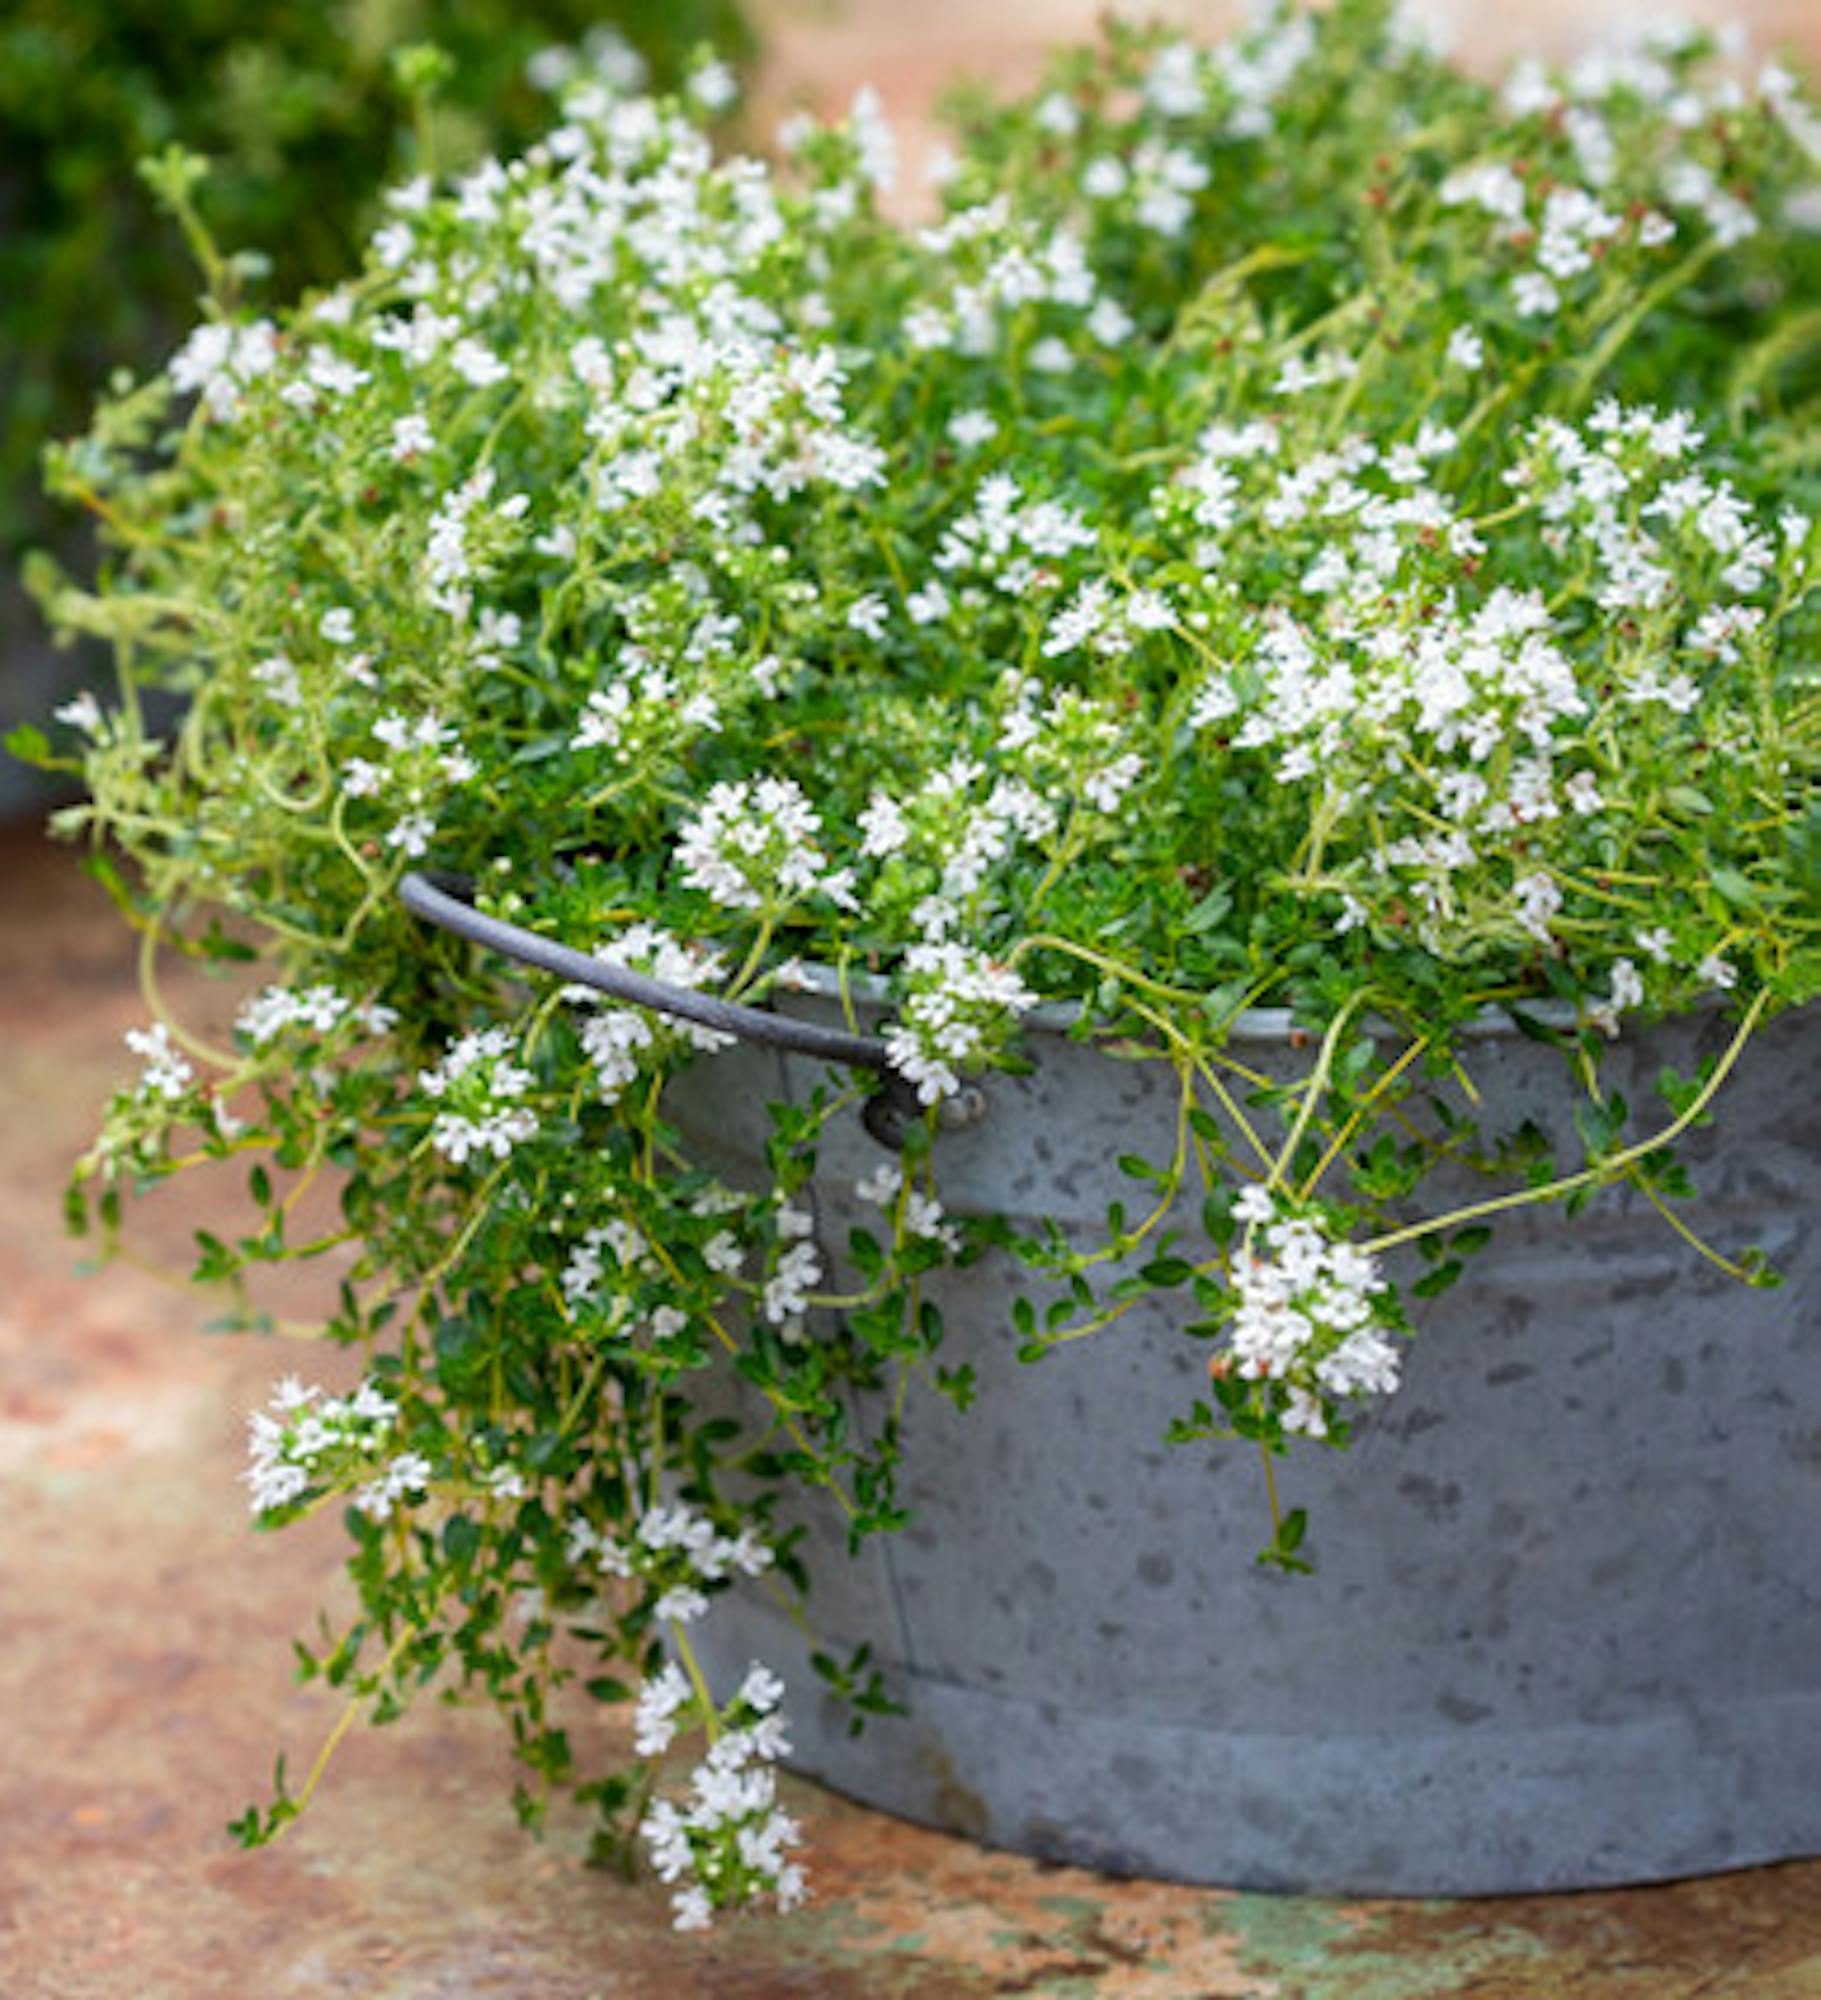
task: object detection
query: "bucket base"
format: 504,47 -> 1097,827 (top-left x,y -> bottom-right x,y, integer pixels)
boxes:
696,1597 -> 1821,1897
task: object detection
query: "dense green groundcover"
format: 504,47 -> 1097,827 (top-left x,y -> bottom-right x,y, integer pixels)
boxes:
0,0 -> 753,551
18,0 -> 1821,1932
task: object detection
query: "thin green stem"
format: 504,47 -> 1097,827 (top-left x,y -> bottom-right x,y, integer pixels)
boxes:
1364,991 -> 1771,1255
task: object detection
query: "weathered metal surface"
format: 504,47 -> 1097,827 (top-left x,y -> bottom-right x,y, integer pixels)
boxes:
681,977 -> 1821,1896
8,828 -> 1821,1992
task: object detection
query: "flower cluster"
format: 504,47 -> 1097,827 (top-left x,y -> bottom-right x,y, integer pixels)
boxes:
856,1160 -> 963,1254
236,985 -> 398,1048
565,925 -> 732,1103
244,1375 -> 427,1520
417,1027 -> 539,1164
761,1202 -> 824,1327
884,941 -> 1038,1105
124,1023 -> 195,1103
639,1662 -> 805,1931
342,712 -> 480,862
566,1498 -> 773,1626
677,777 -> 854,915
1225,1191 -> 1402,1441
169,319 -> 277,419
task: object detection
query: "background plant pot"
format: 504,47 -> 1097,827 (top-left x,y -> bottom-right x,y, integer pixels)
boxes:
671,994 -> 1821,1895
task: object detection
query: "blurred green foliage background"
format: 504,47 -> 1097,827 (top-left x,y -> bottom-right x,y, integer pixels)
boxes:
0,0 -> 753,550
0,0 -> 752,808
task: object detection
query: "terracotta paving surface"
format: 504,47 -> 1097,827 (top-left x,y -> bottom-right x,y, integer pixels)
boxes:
7,4 -> 1821,1992
4,829 -> 1821,1999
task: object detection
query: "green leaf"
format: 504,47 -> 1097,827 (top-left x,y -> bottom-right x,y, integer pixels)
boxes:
1182,885 -> 1234,933
1138,1255 -> 1194,1286
1505,1007 -> 1573,1051
3,722 -> 53,768
1709,867 -> 1761,908
935,1362 -> 977,1411
434,1315 -> 486,1389
1573,1092 -> 1629,1160
1411,1258 -> 1464,1298
442,1514 -> 482,1563
847,1227 -> 884,1280
1786,803 -> 1821,900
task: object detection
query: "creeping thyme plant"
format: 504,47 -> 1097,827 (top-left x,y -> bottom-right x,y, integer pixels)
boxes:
21,1 -> 1821,1929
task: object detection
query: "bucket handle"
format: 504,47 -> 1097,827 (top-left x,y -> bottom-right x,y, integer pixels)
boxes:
399,869 -> 979,1149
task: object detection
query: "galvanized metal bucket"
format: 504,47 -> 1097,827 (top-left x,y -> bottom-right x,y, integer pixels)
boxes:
404,874 -> 1821,1895
678,992 -> 1821,1895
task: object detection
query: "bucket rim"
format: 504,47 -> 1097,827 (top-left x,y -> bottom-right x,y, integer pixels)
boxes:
778,960 -> 1602,1046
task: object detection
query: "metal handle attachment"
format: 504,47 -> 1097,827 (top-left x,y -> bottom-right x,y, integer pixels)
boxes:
399,869 -> 985,1149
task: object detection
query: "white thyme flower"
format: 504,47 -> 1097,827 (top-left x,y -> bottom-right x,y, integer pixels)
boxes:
848,85 -> 897,191
483,1463 -> 528,1502
244,1373 -> 404,1517
676,776 -> 841,913
1233,1184 -> 1277,1227
391,414 -> 434,460
54,689 -> 104,736
124,1024 -> 194,1102
1512,272 -> 1562,319
688,60 -> 739,113
703,1231 -> 745,1276
419,1027 -> 539,1164
670,1884 -> 714,1932
1513,871 -> 1563,944
635,1662 -> 693,1755
252,655 -> 302,706
655,1584 -> 711,1625
1226,1203 -> 1397,1431
169,318 -> 277,419
352,1450 -> 433,1521
846,593 -> 890,640
385,811 -> 437,859
907,579 -> 952,626
638,1658 -> 804,1929
763,1239 -> 823,1323
1445,326 -> 1485,371
859,792 -> 911,858
566,924 -> 730,1105
885,940 -> 1037,1105
451,339 -> 511,388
